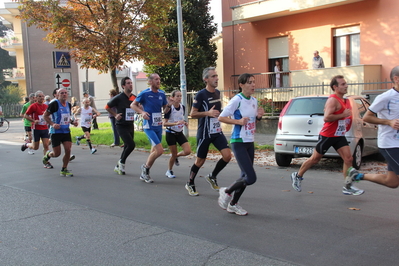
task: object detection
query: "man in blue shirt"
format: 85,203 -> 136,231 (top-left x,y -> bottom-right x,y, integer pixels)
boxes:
131,73 -> 171,183
43,88 -> 78,177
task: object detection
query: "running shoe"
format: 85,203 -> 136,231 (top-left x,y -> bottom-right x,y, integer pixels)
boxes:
114,165 -> 123,175
75,136 -> 80,145
91,148 -> 97,154
218,187 -> 232,210
110,143 -> 115,147
342,185 -> 364,196
42,151 -> 51,165
21,143 -> 28,152
227,203 -> 248,216
175,158 -> 180,166
140,164 -> 153,183
60,169 -> 73,177
205,173 -> 220,191
118,160 -> 125,175
28,148 -> 34,155
165,170 -> 175,178
69,154 -> 75,161
345,167 -> 359,185
43,162 -> 53,169
291,172 -> 303,192
185,183 -> 199,196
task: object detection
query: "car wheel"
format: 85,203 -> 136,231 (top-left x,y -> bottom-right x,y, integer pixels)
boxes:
352,143 -> 362,170
275,153 -> 292,167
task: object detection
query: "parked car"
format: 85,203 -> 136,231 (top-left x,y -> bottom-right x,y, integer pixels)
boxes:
274,95 -> 378,169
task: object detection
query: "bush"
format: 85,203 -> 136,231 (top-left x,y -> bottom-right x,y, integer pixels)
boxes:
0,84 -> 23,104
257,98 -> 279,115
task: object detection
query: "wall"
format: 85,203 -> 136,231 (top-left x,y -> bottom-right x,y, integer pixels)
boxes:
22,24 -> 79,98
222,0 -> 397,91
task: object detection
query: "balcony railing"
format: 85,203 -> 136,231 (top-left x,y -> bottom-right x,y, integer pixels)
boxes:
3,67 -> 25,80
0,33 -> 23,49
228,71 -> 391,115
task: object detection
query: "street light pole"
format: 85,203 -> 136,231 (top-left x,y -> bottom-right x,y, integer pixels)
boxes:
176,0 -> 188,137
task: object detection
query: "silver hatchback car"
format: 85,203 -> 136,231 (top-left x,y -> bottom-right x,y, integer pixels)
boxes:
274,95 -> 379,169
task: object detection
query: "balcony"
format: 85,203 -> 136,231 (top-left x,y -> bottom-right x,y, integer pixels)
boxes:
0,34 -> 23,51
3,67 -> 26,82
230,0 -> 365,23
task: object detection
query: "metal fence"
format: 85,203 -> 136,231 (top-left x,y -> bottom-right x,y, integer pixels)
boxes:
7,78 -> 389,118
228,73 -> 392,116
0,103 -> 23,118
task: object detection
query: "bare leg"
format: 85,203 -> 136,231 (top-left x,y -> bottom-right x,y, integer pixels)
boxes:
298,150 -> 323,177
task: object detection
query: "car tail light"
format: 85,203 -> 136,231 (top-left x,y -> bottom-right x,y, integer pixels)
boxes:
278,99 -> 292,130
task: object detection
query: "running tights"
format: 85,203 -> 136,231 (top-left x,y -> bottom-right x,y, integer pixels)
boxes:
116,124 -> 135,164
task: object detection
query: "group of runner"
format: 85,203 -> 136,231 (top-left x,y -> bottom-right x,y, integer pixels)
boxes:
20,88 -> 99,176
19,65 -> 399,216
105,68 -> 260,215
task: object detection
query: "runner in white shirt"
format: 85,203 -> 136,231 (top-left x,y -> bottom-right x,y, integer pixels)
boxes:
163,90 -> 191,178
346,65 -> 399,189
74,97 -> 100,154
218,73 -> 264,215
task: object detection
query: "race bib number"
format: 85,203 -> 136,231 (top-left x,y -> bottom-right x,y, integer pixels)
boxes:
243,117 -> 256,137
81,114 -> 91,124
60,113 -> 70,126
334,119 -> 346,136
38,115 -> 46,125
152,112 -> 162,126
210,117 -> 221,134
125,108 -> 134,121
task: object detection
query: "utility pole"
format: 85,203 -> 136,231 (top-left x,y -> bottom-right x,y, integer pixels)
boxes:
176,0 -> 188,136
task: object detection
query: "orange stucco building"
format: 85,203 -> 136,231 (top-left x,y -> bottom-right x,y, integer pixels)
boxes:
221,0 -> 398,94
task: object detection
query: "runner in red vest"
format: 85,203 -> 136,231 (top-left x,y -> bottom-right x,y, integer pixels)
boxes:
21,90 -> 52,168
290,75 -> 364,196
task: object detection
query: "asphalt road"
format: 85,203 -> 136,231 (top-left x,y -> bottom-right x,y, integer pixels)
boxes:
1,118 -> 399,266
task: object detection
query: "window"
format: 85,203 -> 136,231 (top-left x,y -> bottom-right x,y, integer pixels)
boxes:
268,36 -> 289,87
82,82 -> 95,96
354,98 -> 369,118
333,26 -> 360,67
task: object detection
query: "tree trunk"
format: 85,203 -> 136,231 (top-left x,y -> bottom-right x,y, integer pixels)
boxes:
110,69 -> 119,93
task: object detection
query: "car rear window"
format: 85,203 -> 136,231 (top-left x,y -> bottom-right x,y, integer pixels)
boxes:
286,98 -> 327,115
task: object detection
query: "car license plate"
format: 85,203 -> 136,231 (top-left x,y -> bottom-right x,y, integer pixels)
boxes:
295,146 -> 314,155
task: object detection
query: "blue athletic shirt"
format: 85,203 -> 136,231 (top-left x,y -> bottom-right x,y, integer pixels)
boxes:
135,88 -> 167,130
220,93 -> 258,143
47,99 -> 72,134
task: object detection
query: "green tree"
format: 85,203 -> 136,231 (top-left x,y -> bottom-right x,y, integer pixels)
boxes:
144,0 -> 217,92
17,0 -> 174,92
0,84 -> 23,104
0,21 -> 17,84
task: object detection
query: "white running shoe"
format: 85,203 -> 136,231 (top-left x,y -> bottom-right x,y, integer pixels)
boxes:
345,166 -> 359,186
165,170 -> 175,178
291,172 -> 303,192
118,160 -> 126,175
28,148 -> 34,155
140,164 -> 153,183
342,185 -> 364,196
218,187 -> 232,210
91,148 -> 97,154
227,203 -> 248,216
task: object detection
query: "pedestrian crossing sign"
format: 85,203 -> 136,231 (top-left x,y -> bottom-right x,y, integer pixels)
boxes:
53,51 -> 71,69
